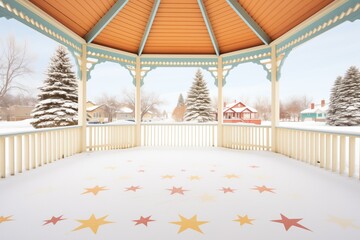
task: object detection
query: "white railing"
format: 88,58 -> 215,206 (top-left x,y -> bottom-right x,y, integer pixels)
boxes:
87,124 -> 136,151
223,124 -> 271,150
277,127 -> 360,179
141,123 -> 217,147
0,126 -> 81,178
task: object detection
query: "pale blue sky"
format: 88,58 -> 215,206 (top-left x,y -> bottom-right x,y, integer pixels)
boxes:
1,18 -> 359,113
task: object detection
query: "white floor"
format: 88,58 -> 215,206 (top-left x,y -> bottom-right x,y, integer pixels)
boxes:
0,147 -> 360,240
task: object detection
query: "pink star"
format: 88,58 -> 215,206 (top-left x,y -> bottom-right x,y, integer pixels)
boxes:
133,216 -> 155,226
167,186 -> 188,195
125,186 -> 141,192
271,214 -> 311,231
43,215 -> 66,225
220,187 -> 236,193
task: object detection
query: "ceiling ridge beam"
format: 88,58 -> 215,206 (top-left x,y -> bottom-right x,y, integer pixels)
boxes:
138,0 -> 161,55
85,0 -> 128,43
197,0 -> 220,56
226,0 -> 271,45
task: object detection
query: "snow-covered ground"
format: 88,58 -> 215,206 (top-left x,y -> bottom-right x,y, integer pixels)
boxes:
0,119 -> 35,134
0,147 -> 359,240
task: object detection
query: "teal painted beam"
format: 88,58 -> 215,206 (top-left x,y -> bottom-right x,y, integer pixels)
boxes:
85,0 -> 128,43
197,0 -> 219,56
138,0 -> 161,55
226,0 -> 271,45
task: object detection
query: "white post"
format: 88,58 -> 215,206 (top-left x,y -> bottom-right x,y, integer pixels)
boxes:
271,45 -> 279,152
135,56 -> 141,146
217,56 -> 224,147
78,44 -> 87,152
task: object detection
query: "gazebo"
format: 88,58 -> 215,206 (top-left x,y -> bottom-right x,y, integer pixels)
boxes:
0,0 -> 360,239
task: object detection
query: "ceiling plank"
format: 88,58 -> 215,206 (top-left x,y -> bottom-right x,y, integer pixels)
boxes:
226,0 -> 271,45
138,0 -> 161,55
85,0 -> 128,43
197,0 -> 219,55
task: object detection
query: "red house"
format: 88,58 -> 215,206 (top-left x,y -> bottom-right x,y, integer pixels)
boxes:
222,100 -> 261,125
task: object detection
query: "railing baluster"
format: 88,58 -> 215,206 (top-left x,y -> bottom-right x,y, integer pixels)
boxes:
16,135 -> 22,173
332,135 -> 338,172
0,137 -> 5,178
9,136 -> 15,175
349,136 -> 355,177
339,136 -> 346,175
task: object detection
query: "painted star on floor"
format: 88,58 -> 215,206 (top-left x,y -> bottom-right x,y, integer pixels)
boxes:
125,186 -> 141,192
328,215 -> 360,229
189,175 -> 201,181
82,186 -> 108,196
0,216 -> 13,223
73,214 -> 113,234
271,214 -> 311,231
167,186 -> 188,195
43,215 -> 66,225
233,215 -> 255,226
252,185 -> 276,193
162,175 -> 175,179
133,216 -> 155,226
224,174 -> 240,179
170,215 -> 208,234
199,193 -> 216,202
220,187 -> 236,193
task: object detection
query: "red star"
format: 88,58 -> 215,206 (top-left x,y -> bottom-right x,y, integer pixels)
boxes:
251,185 -> 275,193
133,216 -> 155,226
271,214 -> 311,231
167,186 -> 188,195
43,215 -> 66,225
220,187 -> 236,193
125,186 -> 141,192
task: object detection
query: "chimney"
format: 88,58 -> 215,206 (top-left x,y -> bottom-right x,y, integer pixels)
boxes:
224,102 -> 227,108
321,100 -> 325,107
310,103 -> 315,109
234,100 -> 237,103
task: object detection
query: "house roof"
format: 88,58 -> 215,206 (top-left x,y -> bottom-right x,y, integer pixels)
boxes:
224,101 -> 257,113
117,107 -> 133,114
28,0 -> 334,55
301,104 -> 328,114
87,105 -> 104,112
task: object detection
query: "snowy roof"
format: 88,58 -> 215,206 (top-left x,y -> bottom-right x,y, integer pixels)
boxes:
301,104 -> 328,114
223,101 -> 257,113
87,105 -> 103,112
117,107 -> 133,114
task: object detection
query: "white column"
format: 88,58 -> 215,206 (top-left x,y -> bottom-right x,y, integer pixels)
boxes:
135,56 -> 141,146
78,44 -> 87,152
217,56 -> 224,147
271,45 -> 279,152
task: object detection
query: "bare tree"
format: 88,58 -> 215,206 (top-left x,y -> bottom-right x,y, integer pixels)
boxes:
96,93 -> 122,122
281,95 -> 313,121
0,37 -> 32,99
253,96 -> 271,120
121,89 -> 163,121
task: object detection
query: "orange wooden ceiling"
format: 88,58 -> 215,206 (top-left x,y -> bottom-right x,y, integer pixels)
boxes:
29,0 -> 334,55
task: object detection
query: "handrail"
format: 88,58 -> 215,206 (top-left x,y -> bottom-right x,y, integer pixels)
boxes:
141,122 -> 218,126
276,126 -> 360,137
0,125 -> 81,137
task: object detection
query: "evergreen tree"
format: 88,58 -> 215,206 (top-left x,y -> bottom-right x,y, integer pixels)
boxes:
184,69 -> 213,122
333,66 -> 360,126
177,94 -> 185,107
326,76 -> 342,125
31,46 -> 78,128
172,94 -> 186,122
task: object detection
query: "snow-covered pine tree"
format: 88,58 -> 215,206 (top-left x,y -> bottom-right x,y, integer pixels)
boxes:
172,93 -> 186,122
177,93 -> 185,107
184,69 -> 213,122
31,46 -> 78,128
326,76 -> 342,125
333,66 -> 360,126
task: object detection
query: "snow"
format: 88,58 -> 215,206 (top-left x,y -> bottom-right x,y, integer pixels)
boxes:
117,107 -> 133,113
0,119 -> 34,134
0,147 -> 359,239
87,105 -> 102,112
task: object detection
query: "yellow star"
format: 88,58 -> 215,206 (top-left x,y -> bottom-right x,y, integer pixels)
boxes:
224,174 -> 239,179
73,214 -> 113,234
233,215 -> 255,226
82,186 -> 108,195
328,216 -> 360,229
0,216 -> 13,223
162,175 -> 175,179
170,215 -> 208,234
199,194 -> 216,202
189,175 -> 201,180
